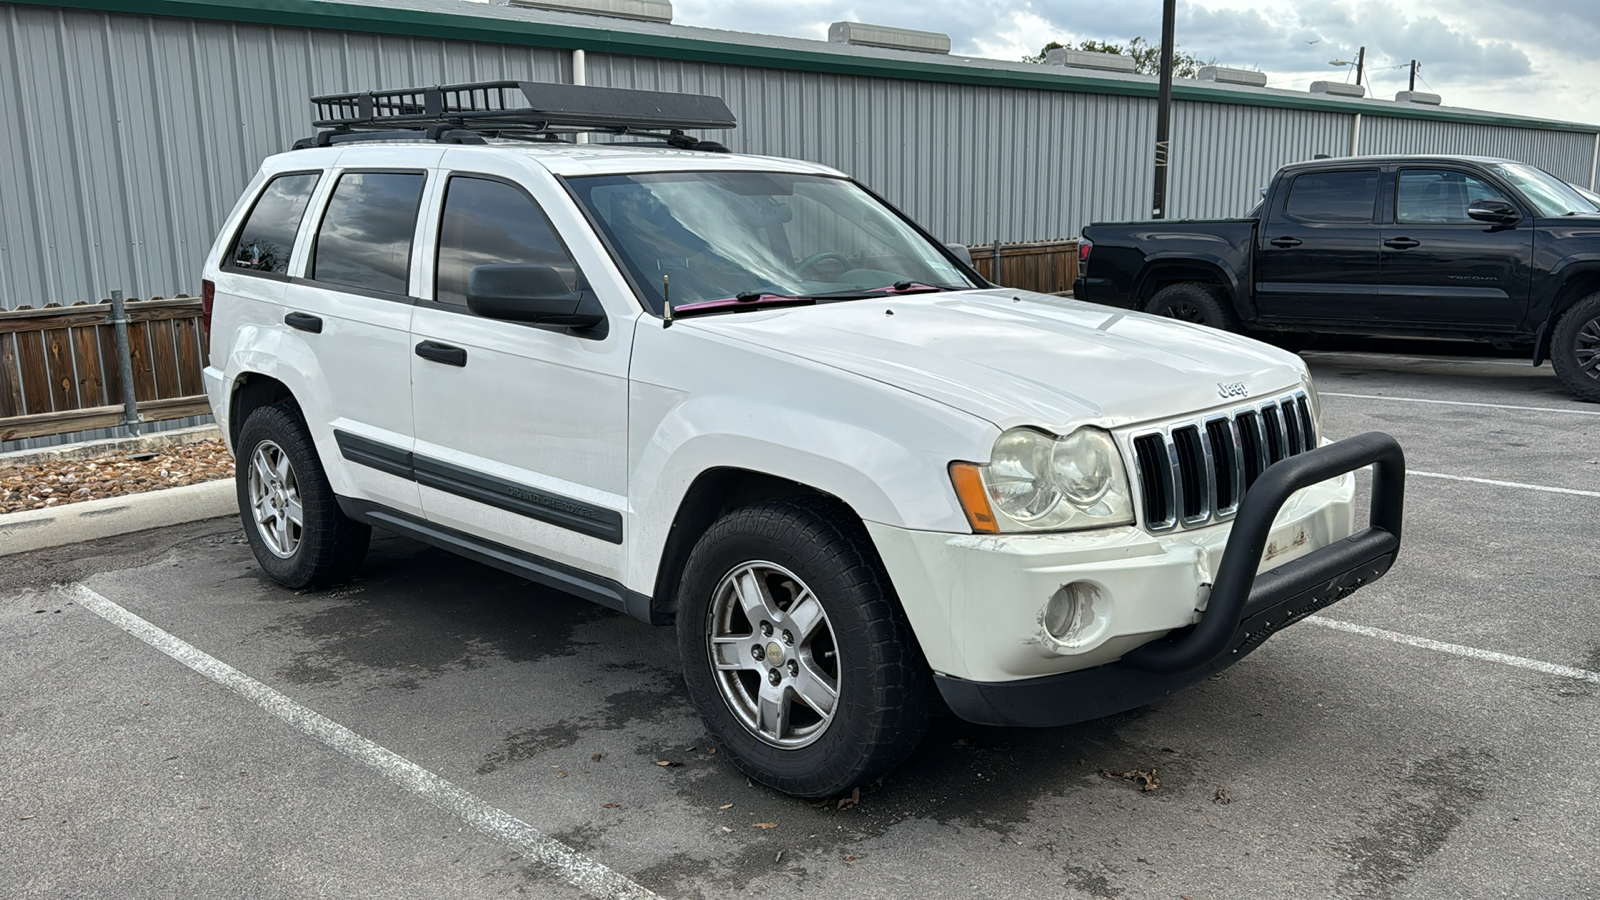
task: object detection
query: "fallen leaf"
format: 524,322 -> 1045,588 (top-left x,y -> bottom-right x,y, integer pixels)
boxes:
1214,788 -> 1232,805
708,748 -> 717,755
836,787 -> 861,811
1102,768 -> 1161,791
721,826 -> 732,833
843,854 -> 857,862
752,822 -> 778,830
591,753 -> 604,762
718,803 -> 734,810
655,760 -> 682,768
602,802 -> 620,809
556,770 -> 567,778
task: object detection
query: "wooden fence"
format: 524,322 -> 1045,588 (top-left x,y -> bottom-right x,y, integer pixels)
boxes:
0,297 -> 211,442
968,239 -> 1079,295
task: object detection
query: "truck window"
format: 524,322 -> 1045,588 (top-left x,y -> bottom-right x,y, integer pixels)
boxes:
1396,170 -> 1510,224
434,176 -> 579,306
1282,170 -> 1379,224
228,172 -> 321,275
311,171 -> 427,295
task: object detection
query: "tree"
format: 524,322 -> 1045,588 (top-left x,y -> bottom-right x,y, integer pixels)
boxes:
1024,37 -> 1216,78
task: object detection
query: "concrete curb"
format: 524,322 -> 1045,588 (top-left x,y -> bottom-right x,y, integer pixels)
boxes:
0,479 -> 237,556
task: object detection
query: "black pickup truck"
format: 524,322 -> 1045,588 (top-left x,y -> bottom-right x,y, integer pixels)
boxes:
1073,155 -> 1600,401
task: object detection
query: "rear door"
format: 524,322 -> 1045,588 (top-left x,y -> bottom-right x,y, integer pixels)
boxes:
282,149 -> 439,516
408,152 -> 634,587
1254,167 -> 1384,322
1379,166 -> 1534,328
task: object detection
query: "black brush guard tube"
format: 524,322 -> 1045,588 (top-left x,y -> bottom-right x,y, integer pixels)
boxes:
935,431 -> 1404,728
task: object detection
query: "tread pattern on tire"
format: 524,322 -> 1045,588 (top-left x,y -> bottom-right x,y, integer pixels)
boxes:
1145,281 -> 1235,331
676,496 -> 934,798
235,401 -> 370,588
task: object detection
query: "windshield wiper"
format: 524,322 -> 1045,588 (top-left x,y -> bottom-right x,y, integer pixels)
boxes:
670,292 -> 816,319
807,282 -> 963,301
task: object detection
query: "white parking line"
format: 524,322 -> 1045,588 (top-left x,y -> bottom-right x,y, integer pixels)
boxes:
65,583 -> 665,900
1411,470 -> 1600,499
1321,391 -> 1600,417
1306,616 -> 1600,685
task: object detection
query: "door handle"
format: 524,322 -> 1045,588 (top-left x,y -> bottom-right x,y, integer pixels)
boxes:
415,340 -> 467,367
1269,237 -> 1302,248
284,312 -> 323,334
1384,237 -> 1421,250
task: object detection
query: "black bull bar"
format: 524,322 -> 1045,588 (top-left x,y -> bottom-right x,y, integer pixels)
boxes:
934,431 -> 1405,728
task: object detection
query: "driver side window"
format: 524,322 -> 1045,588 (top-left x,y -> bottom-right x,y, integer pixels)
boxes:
1396,169 -> 1512,225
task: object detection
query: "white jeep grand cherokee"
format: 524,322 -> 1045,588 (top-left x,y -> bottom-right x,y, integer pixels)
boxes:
202,82 -> 1404,798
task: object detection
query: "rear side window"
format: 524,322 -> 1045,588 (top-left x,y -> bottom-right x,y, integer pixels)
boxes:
228,172 -> 320,275
1283,170 -> 1380,224
312,171 -> 427,295
434,176 -> 579,307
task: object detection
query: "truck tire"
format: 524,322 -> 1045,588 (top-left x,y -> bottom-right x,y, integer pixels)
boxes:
236,401 -> 371,588
1145,282 -> 1235,331
1552,292 -> 1600,403
675,497 -> 934,798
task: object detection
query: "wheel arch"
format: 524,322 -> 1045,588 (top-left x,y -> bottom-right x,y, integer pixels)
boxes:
1535,268 -> 1600,365
1134,256 -> 1241,314
228,372 -> 297,447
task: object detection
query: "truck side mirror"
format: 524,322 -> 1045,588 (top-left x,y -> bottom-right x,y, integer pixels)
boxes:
1467,199 -> 1521,225
467,264 -> 606,330
945,243 -> 975,267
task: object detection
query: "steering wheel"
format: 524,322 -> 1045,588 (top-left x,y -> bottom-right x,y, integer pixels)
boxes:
796,251 -> 851,279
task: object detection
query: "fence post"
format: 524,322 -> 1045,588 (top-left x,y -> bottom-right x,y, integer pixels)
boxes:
991,240 -> 1002,285
109,290 -> 141,436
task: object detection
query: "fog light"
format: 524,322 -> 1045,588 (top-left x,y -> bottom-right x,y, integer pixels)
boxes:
1043,581 -> 1103,647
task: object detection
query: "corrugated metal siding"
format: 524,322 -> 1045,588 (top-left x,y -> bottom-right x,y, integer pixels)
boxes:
1358,117 -> 1595,184
0,4 -> 566,309
2,3 -> 1597,311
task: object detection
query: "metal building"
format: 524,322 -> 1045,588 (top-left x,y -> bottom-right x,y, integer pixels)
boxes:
4,0 -> 1599,312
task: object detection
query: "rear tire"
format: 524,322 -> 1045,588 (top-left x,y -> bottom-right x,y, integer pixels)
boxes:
675,498 -> 934,798
1551,292 -> 1600,403
235,402 -> 370,588
1145,282 -> 1235,331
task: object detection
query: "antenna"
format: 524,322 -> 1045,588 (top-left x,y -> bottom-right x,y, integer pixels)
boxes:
662,274 -> 673,328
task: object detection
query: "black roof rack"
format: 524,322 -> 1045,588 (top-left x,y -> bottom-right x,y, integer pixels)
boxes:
293,81 -> 736,151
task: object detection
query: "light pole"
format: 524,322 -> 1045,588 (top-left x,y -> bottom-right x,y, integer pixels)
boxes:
1151,0 -> 1175,219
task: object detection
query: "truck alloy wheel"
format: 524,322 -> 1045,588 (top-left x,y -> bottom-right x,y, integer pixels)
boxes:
1552,291 -> 1600,402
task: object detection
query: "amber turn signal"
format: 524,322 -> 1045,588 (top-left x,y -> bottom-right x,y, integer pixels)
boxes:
948,462 -> 999,534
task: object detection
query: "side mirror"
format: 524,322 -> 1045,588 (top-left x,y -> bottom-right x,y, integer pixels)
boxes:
466,264 -> 606,330
945,242 -> 975,267
1467,199 -> 1521,225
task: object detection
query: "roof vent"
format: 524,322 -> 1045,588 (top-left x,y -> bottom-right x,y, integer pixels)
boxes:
1197,66 -> 1267,87
505,0 -> 672,24
828,22 -> 951,54
1309,81 -> 1366,98
1045,47 -> 1136,73
1394,90 -> 1442,105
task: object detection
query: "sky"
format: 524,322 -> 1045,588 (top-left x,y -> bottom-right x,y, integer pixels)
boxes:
652,0 -> 1600,124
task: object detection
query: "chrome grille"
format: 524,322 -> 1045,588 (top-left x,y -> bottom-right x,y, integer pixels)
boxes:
1130,392 -> 1317,532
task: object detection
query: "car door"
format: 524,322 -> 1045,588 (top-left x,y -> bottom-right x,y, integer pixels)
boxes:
1379,166 -> 1534,328
409,152 -> 635,586
282,150 -> 438,517
1254,167 -> 1384,322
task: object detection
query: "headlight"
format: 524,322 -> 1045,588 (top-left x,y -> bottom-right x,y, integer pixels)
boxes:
952,427 -> 1134,533
1301,372 -> 1323,444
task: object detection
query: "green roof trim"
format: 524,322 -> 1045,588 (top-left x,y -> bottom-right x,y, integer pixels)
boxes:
27,0 -> 1600,135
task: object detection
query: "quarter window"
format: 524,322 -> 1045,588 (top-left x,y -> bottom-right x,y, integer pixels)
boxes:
1283,170 -> 1380,224
312,171 -> 427,295
228,172 -> 320,275
435,176 -> 579,307
1396,169 -> 1511,224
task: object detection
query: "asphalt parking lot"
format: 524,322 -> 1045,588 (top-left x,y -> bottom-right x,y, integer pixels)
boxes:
3,342 -> 1597,900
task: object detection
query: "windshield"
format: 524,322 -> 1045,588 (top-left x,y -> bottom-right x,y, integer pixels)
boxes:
1488,163 -> 1600,216
565,171 -> 977,314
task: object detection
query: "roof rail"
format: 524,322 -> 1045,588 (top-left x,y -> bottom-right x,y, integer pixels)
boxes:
294,80 -> 736,151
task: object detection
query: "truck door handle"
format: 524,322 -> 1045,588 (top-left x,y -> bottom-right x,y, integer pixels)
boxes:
415,340 -> 467,367
1384,237 -> 1421,250
284,312 -> 323,333
1269,237 -> 1302,248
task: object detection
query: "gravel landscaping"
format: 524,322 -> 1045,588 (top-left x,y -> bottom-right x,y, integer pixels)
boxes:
0,439 -> 235,514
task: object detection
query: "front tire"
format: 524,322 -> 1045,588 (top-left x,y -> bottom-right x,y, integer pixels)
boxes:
675,498 -> 933,798
1145,282 -> 1235,331
235,402 -> 370,588
1551,292 -> 1600,402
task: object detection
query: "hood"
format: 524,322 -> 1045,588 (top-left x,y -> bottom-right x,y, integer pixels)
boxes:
686,289 -> 1308,431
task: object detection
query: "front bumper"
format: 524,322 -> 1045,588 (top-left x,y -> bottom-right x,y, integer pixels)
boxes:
871,432 -> 1404,728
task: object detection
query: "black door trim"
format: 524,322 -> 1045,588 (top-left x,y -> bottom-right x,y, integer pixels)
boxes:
332,429 -> 624,544
338,498 -> 653,621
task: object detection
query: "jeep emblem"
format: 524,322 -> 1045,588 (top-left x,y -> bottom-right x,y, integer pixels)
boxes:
1217,381 -> 1249,399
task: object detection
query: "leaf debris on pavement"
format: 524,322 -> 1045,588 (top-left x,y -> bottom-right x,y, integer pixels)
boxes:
1102,768 -> 1161,791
